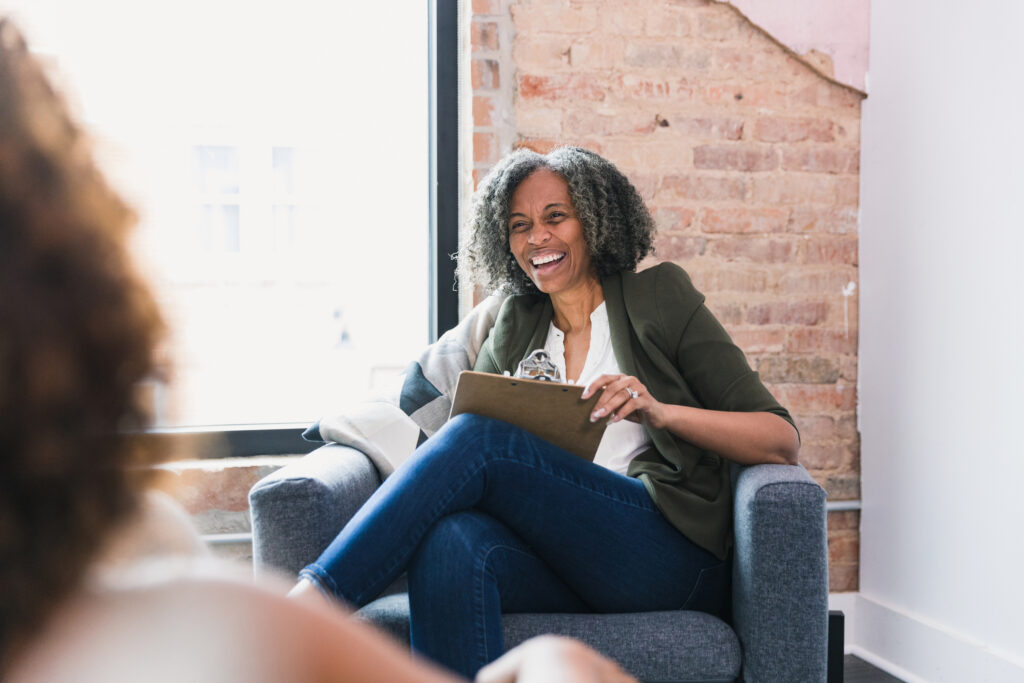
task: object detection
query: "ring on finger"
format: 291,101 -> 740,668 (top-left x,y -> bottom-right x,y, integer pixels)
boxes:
625,388 -> 639,400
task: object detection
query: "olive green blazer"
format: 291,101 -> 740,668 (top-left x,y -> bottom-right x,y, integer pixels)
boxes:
474,262 -> 796,560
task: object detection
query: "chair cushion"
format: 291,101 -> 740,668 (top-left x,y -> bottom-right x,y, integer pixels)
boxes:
357,593 -> 741,683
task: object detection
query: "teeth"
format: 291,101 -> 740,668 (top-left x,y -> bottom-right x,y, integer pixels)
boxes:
531,253 -> 564,266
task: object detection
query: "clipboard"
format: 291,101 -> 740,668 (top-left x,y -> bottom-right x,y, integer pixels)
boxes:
449,371 -> 607,461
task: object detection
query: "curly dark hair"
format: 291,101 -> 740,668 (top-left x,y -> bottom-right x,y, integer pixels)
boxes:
459,146 -> 656,294
0,19 -> 165,670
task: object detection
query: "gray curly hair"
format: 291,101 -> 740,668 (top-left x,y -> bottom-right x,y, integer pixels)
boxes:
459,146 -> 656,295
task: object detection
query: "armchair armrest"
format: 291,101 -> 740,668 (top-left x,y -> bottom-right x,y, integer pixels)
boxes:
732,464 -> 828,682
249,443 -> 381,578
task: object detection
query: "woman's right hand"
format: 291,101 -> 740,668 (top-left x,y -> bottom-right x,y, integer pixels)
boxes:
475,636 -> 637,683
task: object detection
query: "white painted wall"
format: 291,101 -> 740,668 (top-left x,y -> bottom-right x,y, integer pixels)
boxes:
859,1 -> 1024,679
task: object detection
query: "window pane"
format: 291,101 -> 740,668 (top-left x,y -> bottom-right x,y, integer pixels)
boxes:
9,1 -> 431,426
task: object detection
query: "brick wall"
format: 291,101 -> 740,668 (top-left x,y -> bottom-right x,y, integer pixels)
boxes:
471,0 -> 862,592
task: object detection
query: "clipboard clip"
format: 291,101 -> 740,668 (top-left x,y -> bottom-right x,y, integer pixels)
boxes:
515,349 -> 563,383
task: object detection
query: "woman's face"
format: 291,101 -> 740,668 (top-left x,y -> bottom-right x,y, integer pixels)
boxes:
508,168 -> 595,295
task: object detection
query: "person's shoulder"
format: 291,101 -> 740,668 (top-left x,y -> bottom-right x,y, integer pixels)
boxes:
621,262 -> 704,307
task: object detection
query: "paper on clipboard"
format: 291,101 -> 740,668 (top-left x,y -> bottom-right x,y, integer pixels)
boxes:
448,371 -> 607,461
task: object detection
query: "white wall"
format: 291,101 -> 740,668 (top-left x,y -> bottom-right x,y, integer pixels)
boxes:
859,1 -> 1024,679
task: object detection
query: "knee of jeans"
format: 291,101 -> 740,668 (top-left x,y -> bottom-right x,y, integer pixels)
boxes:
443,412 -> 497,439
409,511 -> 496,578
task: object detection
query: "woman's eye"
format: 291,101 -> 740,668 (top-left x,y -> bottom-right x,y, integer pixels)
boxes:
548,212 -> 565,221
510,222 -> 528,232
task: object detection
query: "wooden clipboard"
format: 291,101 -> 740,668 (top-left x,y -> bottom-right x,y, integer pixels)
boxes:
449,371 -> 607,461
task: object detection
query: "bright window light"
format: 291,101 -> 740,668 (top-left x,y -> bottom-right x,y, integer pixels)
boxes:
5,1 -> 431,427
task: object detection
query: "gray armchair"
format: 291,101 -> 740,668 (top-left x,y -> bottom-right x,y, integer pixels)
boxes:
249,443 -> 829,682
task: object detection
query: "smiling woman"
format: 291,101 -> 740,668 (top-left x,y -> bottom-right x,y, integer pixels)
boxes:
290,146 -> 800,678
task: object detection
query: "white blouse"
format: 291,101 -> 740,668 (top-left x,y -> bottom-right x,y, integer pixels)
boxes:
543,301 -> 653,475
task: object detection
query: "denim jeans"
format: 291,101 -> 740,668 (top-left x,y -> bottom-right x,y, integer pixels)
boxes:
300,414 -> 729,678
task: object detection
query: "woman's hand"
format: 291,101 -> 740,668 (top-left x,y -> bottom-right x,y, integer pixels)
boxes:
581,374 -> 800,466
582,374 -> 666,429
476,635 -> 637,683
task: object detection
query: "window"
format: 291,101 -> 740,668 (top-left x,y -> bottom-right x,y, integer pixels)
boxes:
6,1 -> 455,432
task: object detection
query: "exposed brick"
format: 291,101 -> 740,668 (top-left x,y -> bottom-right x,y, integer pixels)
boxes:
751,175 -> 839,204
708,236 -> 793,262
704,84 -> 789,109
644,6 -> 691,37
624,44 -> 710,71
706,302 -> 743,326
730,327 -> 786,353
620,75 -> 695,100
837,177 -> 860,206
514,137 -> 560,154
783,148 -> 860,174
698,8 -> 747,41
754,117 -> 835,143
801,236 -> 859,266
792,82 -> 863,111
569,39 -> 626,70
795,415 -> 838,442
597,4 -> 646,35
830,564 -> 859,592
472,21 -> 500,52
836,415 -> 859,441
839,355 -> 858,381
655,234 -> 707,260
512,4 -> 599,34
656,116 -> 743,141
821,471 -> 861,499
746,301 -> 828,326
601,139 -> 691,171
828,531 -> 860,567
778,269 -> 857,295
472,0 -> 500,15
156,456 -> 294,516
799,443 -> 855,470
474,131 -> 498,163
519,73 -> 607,101
711,47 -> 806,80
828,510 -> 860,532
564,109 -> 660,136
690,267 -> 770,292
787,328 -> 858,355
471,59 -> 500,90
773,383 -> 857,412
694,145 -> 777,172
757,356 -> 839,384
651,207 -> 696,232
514,37 -> 571,69
517,107 -> 562,137
473,95 -> 495,127
701,208 -> 787,233
788,206 -> 858,234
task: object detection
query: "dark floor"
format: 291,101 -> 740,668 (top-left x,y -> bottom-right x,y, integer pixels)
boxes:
845,655 -> 904,683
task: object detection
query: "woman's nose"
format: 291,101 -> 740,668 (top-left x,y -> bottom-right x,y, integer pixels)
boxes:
527,223 -> 550,244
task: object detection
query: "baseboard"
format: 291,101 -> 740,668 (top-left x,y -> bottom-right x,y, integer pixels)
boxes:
828,592 -> 1024,682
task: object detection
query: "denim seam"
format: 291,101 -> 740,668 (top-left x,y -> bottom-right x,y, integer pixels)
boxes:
475,542 -> 540,666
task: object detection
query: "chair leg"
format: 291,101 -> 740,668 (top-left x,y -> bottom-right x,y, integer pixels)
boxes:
828,610 -> 845,683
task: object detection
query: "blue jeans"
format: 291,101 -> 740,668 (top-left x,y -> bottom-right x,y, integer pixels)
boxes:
301,414 -> 729,678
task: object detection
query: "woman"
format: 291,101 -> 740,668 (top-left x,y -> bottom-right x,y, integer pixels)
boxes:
0,20 -> 631,683
293,147 -> 800,677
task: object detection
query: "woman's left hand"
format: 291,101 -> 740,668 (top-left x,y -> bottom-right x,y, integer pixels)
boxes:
581,374 -> 666,429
